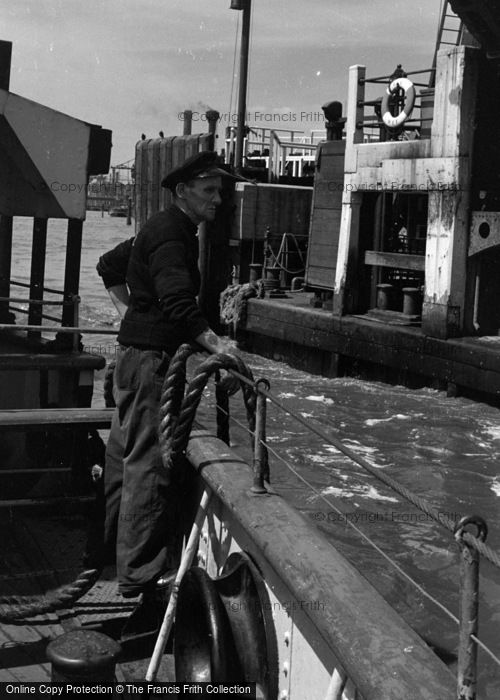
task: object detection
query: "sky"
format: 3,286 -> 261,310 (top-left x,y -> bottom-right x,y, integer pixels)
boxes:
2,0 -> 442,168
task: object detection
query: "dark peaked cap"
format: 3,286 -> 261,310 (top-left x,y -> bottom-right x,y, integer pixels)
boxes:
161,151 -> 230,190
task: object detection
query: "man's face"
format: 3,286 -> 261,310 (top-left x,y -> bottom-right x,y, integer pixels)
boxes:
178,176 -> 222,224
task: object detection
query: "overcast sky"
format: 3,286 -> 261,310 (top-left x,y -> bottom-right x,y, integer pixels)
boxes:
3,0 -> 441,166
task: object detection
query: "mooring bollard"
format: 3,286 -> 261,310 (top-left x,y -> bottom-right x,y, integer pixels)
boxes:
454,515 -> 488,700
249,263 -> 262,283
46,630 -> 121,683
402,287 -> 422,316
376,283 -> 394,310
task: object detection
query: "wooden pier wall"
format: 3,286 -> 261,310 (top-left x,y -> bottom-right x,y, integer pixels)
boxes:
240,297 -> 500,401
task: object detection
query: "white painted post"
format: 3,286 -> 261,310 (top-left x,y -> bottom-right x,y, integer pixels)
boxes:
333,65 -> 365,316
422,46 -> 478,338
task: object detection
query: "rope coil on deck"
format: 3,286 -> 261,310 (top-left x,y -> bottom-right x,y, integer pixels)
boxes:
0,569 -> 101,624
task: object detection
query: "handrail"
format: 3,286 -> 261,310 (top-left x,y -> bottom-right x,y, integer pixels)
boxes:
0,296 -> 75,305
186,429 -> 455,699
268,129 -> 317,182
0,323 -> 118,334
9,279 -> 65,295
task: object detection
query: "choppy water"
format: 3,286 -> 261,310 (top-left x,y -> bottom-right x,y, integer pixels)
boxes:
10,211 -> 500,695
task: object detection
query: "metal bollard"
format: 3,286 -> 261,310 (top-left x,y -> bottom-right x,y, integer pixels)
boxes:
46,630 -> 121,683
454,515 -> 488,700
402,287 -> 422,316
249,263 -> 262,283
252,378 -> 270,493
376,283 -> 394,310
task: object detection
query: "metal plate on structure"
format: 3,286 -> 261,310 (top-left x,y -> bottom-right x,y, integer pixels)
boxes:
469,211 -> 500,256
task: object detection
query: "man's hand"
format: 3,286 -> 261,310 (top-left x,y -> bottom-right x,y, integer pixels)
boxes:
195,329 -> 240,395
195,328 -> 232,355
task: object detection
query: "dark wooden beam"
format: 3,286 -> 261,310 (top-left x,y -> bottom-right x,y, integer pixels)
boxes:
62,218 -> 83,328
28,218 -> 48,336
364,250 -> 425,271
0,215 -> 13,321
0,407 -> 113,430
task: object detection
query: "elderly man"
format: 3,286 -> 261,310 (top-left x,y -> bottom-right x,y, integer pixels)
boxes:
96,151 -> 236,641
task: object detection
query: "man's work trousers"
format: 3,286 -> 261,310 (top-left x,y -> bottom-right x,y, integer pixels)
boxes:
104,346 -> 182,597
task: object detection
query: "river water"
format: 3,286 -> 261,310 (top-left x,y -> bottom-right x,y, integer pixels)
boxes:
9,211 -> 500,696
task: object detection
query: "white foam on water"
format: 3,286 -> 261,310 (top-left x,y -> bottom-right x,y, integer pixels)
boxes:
419,445 -> 455,457
307,453 -> 346,465
489,478 -> 500,497
278,392 -> 296,399
305,395 -> 335,405
300,412 -> 314,419
482,425 -> 500,441
322,483 -> 399,503
321,485 -> 356,498
365,414 -> 412,426
323,445 -> 341,454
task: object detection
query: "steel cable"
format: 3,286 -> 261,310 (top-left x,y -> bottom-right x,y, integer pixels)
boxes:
227,367 -> 500,571
213,395 -> 500,669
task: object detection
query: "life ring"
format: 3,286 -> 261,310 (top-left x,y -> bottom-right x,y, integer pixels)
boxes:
381,77 -> 416,129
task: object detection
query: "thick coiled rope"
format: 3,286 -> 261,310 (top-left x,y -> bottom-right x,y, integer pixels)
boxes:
158,344 -> 256,474
0,568 -> 101,624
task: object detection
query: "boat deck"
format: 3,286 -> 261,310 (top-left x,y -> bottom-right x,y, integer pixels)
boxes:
0,506 -> 174,683
241,293 -> 500,400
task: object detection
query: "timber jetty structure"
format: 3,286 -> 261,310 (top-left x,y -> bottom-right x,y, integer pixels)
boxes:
236,2 -> 500,402
132,2 -> 500,403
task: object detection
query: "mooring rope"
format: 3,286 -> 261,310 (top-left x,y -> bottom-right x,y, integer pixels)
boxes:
0,569 -> 101,624
158,344 -> 256,474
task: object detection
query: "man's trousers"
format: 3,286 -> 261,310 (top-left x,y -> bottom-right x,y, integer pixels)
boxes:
104,345 -> 182,597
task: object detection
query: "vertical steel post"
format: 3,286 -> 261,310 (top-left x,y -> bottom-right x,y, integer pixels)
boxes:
231,0 -> 251,171
252,378 -> 270,493
454,515 -> 488,700
215,371 -> 230,445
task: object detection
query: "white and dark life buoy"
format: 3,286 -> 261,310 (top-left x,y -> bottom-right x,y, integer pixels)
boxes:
381,77 -> 416,129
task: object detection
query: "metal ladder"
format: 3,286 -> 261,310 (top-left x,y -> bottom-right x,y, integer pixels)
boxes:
429,1 -> 464,87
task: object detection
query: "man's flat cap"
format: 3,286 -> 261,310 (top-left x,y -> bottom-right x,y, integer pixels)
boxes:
161,151 -> 230,190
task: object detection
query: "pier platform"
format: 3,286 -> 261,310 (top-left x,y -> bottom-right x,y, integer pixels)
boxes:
240,293 -> 500,402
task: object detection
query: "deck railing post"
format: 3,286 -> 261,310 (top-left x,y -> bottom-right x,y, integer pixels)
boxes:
28,218 -> 48,339
62,219 -> 83,350
454,515 -> 487,700
215,371 -> 230,445
252,378 -> 270,493
0,215 -> 13,322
